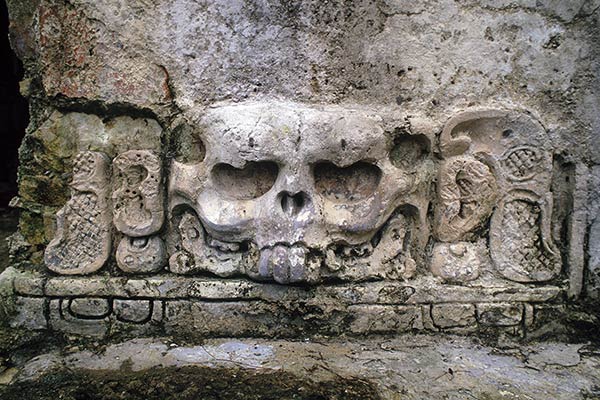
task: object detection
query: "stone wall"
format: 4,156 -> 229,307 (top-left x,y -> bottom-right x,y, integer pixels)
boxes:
3,0 -> 599,339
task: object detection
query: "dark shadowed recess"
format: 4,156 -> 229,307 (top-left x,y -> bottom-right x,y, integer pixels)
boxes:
0,0 -> 28,209
0,365 -> 382,400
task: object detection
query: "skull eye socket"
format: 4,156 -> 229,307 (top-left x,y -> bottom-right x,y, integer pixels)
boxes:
389,133 -> 430,170
211,161 -> 279,200
313,161 -> 381,202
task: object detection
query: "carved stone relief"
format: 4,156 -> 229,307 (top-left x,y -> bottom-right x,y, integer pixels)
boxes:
44,151 -> 112,275
436,109 -> 561,283
112,150 -> 164,236
490,191 -> 560,282
41,106 -> 566,291
430,241 -> 485,283
112,150 -> 166,274
434,156 -> 497,242
168,102 -> 434,284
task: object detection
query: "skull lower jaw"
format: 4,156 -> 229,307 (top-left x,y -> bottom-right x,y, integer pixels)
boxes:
174,206 -> 416,284
247,244 -> 320,284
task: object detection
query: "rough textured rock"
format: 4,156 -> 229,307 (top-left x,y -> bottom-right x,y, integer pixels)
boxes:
2,337 -> 600,400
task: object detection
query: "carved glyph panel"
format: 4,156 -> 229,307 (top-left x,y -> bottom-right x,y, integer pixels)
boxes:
436,109 -> 561,283
112,150 -> 164,237
41,106 -> 569,292
44,151 -> 112,275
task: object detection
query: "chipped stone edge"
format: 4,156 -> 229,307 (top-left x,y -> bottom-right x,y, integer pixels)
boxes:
13,275 -> 563,304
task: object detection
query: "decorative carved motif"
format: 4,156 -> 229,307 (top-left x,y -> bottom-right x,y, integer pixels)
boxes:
500,146 -> 543,182
112,150 -> 167,274
430,242 -> 484,283
168,102 -> 434,284
168,210 -> 257,277
116,236 -> 167,274
112,150 -> 164,237
45,151 -> 112,275
434,156 -> 497,242
41,107 -> 566,290
490,192 -> 560,282
436,109 -> 561,283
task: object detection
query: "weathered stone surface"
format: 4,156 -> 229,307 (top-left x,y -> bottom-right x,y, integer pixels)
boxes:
68,298 -> 111,319
431,304 -> 477,329
9,336 -> 600,400
434,156 -> 496,242
348,305 -> 424,334
586,166 -> 600,299
49,299 -> 109,337
476,303 -> 524,326
13,275 -> 45,296
490,191 -> 561,282
169,101 -> 433,284
17,112 -> 163,232
0,267 -> 19,321
164,301 -> 297,337
10,297 -> 46,330
112,150 -> 164,237
36,276 -> 562,305
44,151 -> 112,275
6,0 -> 599,339
430,241 -> 485,283
116,236 -> 167,274
113,299 -> 155,324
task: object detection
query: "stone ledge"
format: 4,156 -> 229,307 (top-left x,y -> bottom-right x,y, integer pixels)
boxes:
13,275 -> 563,304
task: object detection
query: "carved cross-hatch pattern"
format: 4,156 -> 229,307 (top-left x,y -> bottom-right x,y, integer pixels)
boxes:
51,193 -> 105,269
503,147 -> 541,180
501,200 -> 554,273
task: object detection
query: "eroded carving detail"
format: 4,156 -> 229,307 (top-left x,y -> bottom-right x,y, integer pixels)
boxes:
490,192 -> 560,282
435,156 -> 497,242
168,209 -> 258,277
112,150 -> 164,236
500,146 -> 543,182
112,150 -> 166,274
45,151 -> 112,275
430,241 -> 484,283
41,106 -> 566,294
116,236 -> 167,274
437,109 -> 561,283
168,102 -> 434,284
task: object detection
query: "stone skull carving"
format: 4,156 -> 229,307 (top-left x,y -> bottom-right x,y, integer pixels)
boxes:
168,101 -> 434,284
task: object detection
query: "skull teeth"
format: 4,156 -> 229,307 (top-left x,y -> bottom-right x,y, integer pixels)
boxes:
207,237 -> 241,253
258,244 -> 317,284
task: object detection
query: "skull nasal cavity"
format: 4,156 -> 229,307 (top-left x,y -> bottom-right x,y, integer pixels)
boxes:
279,191 -> 308,216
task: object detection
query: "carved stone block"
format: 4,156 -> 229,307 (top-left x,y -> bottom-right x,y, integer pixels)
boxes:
490,191 -> 560,282
112,150 -> 164,237
116,236 -> 167,274
430,241 -> 484,283
431,304 -> 477,329
163,300 -> 295,337
434,156 -> 497,242
437,109 -> 561,283
10,297 -> 47,330
44,151 -> 112,275
168,102 -> 434,284
68,297 -> 111,318
49,298 -> 109,337
113,299 -> 155,323
476,303 -> 524,327
348,305 -> 424,334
